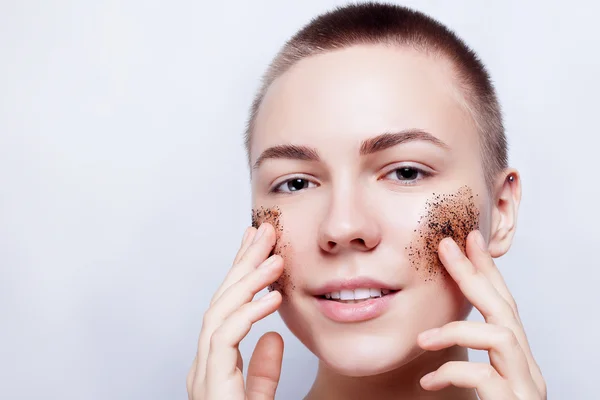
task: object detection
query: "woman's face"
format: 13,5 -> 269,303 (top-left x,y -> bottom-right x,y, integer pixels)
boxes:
250,45 -> 493,376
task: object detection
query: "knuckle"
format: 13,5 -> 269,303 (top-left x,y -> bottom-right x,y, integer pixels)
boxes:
198,330 -> 210,351
479,364 -> 496,381
209,327 -> 226,349
497,327 -> 518,349
489,301 -> 514,321
235,304 -> 255,324
202,309 -> 217,329
437,361 -> 456,375
228,279 -> 256,302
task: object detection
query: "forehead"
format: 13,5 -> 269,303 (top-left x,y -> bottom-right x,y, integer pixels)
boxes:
251,44 -> 477,162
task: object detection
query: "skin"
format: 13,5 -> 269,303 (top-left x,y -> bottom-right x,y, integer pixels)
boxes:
187,45 -> 547,399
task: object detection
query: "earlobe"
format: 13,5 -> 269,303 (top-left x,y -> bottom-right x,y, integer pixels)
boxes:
487,169 -> 522,258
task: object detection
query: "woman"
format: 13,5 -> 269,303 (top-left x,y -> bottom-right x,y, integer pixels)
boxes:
187,3 -> 546,399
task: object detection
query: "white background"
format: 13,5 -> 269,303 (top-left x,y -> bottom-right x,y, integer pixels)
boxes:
1,1 -> 598,399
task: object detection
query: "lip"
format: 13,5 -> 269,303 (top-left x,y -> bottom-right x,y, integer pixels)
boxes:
314,290 -> 400,323
310,276 -> 401,296
310,276 -> 402,323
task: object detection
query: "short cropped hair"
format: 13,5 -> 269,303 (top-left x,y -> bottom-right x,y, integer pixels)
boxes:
245,2 -> 507,190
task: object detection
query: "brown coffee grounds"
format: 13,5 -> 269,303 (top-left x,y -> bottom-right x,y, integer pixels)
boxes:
251,206 -> 293,295
406,186 -> 480,282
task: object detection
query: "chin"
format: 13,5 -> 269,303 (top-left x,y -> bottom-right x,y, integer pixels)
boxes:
315,334 -> 426,377
280,303 -> 425,377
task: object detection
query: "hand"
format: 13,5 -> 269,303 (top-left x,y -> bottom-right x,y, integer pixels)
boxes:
417,230 -> 547,399
187,223 -> 285,400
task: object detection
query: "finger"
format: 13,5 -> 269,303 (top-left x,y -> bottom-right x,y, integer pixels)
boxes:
439,237 -> 514,323
233,226 -> 257,265
208,226 -> 256,306
206,291 -> 282,389
211,223 -> 276,306
418,321 -> 537,396
196,255 -> 283,385
420,361 -> 513,399
186,356 -> 197,399
247,332 -> 284,400
466,231 -> 546,394
208,255 -> 283,329
466,230 -> 519,318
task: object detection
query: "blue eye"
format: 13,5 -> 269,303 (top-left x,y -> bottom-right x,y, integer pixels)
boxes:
272,178 -> 316,193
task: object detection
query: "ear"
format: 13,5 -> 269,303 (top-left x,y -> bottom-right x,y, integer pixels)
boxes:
488,168 -> 522,258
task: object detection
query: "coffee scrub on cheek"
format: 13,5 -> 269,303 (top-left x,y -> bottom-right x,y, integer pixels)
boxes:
251,206 -> 294,296
406,186 -> 480,283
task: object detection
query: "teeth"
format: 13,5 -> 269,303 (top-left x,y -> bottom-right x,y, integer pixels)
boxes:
353,288 -> 371,300
323,288 -> 391,300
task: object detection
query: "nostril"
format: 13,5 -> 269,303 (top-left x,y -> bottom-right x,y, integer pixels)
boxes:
349,238 -> 368,250
326,241 -> 336,251
353,238 -> 366,247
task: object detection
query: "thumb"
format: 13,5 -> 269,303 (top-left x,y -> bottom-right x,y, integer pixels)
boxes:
246,331 -> 284,400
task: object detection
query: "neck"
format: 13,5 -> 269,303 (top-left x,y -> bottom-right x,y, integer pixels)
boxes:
304,346 -> 478,400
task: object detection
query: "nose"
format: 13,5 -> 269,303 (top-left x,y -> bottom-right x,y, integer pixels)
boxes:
317,185 -> 381,254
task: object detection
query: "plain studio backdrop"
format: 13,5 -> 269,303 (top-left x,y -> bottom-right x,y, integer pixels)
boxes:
1,0 -> 599,399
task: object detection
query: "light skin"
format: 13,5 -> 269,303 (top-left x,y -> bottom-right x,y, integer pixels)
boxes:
187,45 -> 546,399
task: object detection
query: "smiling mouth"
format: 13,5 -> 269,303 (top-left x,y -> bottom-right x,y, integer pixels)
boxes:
318,288 -> 400,304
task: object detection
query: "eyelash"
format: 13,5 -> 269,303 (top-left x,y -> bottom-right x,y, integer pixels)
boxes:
270,166 -> 432,194
271,176 -> 317,194
383,165 -> 433,186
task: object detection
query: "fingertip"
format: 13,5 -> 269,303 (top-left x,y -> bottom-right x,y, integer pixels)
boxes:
439,236 -> 457,252
464,231 -> 480,259
271,289 -> 283,304
259,290 -> 283,312
245,226 -> 258,244
252,222 -> 277,248
438,237 -> 463,262
465,230 -> 493,269
259,290 -> 280,303
439,236 -> 453,247
260,331 -> 284,351
471,229 -> 488,252
242,226 -> 253,244
418,327 -> 440,343
420,371 -> 436,390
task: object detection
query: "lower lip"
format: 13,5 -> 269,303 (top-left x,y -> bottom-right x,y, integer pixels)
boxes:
314,291 -> 399,323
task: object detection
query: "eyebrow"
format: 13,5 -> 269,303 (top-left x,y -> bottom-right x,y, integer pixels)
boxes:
252,129 -> 449,170
359,129 -> 450,155
252,144 -> 320,171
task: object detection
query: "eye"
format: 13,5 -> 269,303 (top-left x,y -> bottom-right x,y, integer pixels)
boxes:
383,166 -> 431,185
272,177 -> 317,193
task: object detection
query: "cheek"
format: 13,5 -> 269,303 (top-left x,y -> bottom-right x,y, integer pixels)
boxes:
407,185 -> 481,283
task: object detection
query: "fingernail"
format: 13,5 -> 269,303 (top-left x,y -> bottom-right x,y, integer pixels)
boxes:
442,238 -> 462,259
419,328 -> 440,343
474,230 -> 488,252
260,291 -> 278,302
253,224 -> 266,244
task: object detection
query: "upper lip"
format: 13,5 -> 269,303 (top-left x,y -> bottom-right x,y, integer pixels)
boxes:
311,276 -> 402,296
